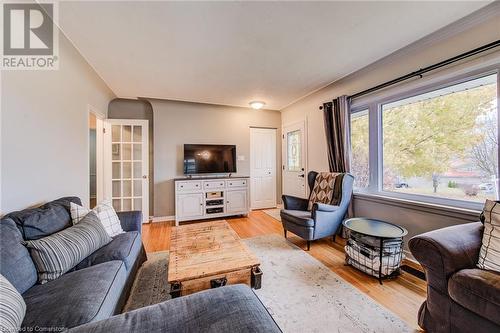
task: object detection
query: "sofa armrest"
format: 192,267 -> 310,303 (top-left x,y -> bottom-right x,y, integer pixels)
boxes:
66,285 -> 281,333
116,211 -> 143,233
409,222 -> 483,294
282,195 -> 308,211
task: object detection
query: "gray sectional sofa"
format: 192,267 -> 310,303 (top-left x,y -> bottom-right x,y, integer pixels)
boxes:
0,197 -> 146,330
0,197 -> 281,332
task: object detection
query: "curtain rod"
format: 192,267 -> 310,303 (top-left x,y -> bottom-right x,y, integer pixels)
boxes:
319,39 -> 500,110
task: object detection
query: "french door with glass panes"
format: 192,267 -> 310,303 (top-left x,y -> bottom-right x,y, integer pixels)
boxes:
104,119 -> 149,222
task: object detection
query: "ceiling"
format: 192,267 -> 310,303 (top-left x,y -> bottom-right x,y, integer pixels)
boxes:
59,1 -> 490,110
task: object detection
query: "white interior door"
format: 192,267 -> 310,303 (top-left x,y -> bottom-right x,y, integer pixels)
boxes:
250,128 -> 277,209
104,119 -> 149,222
283,121 -> 307,198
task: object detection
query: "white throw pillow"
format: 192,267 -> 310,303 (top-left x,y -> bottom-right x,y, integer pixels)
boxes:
70,200 -> 124,237
477,200 -> 500,273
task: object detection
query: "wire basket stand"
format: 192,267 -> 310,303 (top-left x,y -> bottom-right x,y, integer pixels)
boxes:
344,229 -> 405,284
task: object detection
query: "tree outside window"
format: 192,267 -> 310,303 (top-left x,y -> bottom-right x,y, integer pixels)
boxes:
381,74 -> 498,202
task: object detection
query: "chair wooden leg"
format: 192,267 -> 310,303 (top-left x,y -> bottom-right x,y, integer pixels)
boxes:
306,240 -> 310,251
332,234 -> 336,243
284,229 -> 287,238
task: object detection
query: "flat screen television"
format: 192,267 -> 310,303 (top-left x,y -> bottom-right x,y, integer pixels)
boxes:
183,144 -> 237,175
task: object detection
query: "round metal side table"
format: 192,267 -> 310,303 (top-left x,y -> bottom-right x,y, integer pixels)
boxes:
342,218 -> 408,284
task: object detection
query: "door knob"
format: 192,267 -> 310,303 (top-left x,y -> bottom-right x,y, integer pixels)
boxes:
142,175 -> 147,179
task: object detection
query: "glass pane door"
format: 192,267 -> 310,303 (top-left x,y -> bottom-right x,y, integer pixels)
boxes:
287,130 -> 301,172
282,121 -> 306,198
106,119 -> 149,221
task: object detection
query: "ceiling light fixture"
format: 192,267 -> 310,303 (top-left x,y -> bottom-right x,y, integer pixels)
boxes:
249,101 -> 265,110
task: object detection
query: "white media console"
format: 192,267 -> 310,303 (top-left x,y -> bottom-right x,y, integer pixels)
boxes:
174,176 -> 250,225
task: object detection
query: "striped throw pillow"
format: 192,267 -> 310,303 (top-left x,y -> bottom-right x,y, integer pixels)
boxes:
477,200 -> 500,273
25,211 -> 112,284
0,274 -> 26,332
71,200 -> 124,237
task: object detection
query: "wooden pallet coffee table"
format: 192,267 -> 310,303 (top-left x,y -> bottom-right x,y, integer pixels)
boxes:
167,220 -> 262,298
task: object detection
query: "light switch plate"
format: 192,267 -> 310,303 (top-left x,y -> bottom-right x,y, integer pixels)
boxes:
237,155 -> 245,161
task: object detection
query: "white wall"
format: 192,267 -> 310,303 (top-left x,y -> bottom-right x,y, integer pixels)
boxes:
1,33 -> 115,213
280,6 -> 500,247
151,99 -> 281,217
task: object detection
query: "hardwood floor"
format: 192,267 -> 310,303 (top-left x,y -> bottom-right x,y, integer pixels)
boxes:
142,210 -> 426,331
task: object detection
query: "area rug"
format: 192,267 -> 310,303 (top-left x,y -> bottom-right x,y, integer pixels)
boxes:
245,235 -> 411,333
263,208 -> 281,221
124,236 -> 410,332
123,251 -> 170,312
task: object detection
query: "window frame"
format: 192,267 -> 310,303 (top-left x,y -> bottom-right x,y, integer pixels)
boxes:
351,65 -> 500,211
349,108 -> 370,190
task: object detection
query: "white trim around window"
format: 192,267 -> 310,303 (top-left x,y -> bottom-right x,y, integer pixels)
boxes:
350,61 -> 500,212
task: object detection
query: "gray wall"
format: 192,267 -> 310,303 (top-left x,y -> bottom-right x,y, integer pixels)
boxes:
151,99 -> 282,217
354,196 -> 480,254
1,32 -> 115,213
108,98 -> 154,216
281,6 -> 499,251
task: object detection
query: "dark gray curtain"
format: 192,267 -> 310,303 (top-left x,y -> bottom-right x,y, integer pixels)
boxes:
323,95 -> 351,173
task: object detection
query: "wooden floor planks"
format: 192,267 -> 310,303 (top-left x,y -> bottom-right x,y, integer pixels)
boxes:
142,210 -> 426,331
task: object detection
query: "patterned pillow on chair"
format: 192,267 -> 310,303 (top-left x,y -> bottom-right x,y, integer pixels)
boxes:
308,172 -> 341,211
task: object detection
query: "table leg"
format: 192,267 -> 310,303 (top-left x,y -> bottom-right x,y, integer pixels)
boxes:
379,238 -> 383,285
170,282 -> 182,298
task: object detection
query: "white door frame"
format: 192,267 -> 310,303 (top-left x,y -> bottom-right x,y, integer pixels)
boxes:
282,119 -> 308,198
103,119 -> 149,222
250,127 -> 277,209
88,105 -> 105,208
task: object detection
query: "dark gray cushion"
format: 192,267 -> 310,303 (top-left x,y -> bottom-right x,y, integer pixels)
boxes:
0,218 -> 37,294
75,231 -> 143,271
280,209 -> 314,227
25,211 -> 112,284
448,268 -> 500,326
5,197 -> 81,240
66,284 -> 281,333
22,261 -> 126,330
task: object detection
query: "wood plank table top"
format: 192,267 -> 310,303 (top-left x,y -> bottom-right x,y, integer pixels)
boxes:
167,220 -> 260,283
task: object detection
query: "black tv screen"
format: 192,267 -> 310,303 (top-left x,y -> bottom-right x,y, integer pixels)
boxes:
184,144 -> 237,174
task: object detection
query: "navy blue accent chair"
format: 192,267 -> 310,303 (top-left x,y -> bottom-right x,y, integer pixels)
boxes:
280,171 -> 354,250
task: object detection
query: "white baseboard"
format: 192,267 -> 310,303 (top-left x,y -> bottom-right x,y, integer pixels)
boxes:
151,215 -> 175,223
